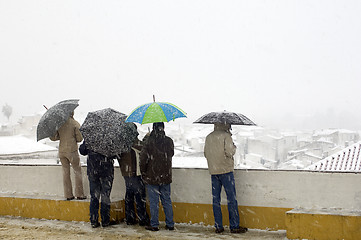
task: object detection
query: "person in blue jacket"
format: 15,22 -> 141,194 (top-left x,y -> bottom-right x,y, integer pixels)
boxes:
79,141 -> 115,228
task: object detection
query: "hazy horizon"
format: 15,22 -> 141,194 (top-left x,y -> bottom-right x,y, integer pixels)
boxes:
1,1 -> 361,131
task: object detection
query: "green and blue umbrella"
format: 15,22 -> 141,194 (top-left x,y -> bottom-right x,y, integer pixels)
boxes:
125,99 -> 186,124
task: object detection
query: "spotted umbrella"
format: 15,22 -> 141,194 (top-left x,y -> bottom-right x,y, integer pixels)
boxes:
80,108 -> 138,157
37,99 -> 79,141
193,111 -> 256,125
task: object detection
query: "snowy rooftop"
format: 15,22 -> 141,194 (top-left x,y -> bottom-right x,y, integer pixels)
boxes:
307,141 -> 361,172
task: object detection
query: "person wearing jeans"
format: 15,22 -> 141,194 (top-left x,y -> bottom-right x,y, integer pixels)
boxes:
140,122 -> 175,231
204,123 -> 248,234
146,184 -> 174,229
211,172 -> 239,230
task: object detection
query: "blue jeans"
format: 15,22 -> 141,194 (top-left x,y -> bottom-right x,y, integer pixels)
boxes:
124,176 -> 149,224
88,174 -> 114,225
146,184 -> 174,228
211,172 -> 240,230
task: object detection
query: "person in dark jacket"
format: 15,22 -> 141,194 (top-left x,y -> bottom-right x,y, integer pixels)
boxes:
79,142 -> 115,228
118,135 -> 150,226
140,122 -> 175,231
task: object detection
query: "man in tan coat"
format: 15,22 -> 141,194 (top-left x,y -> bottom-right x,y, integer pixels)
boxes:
204,123 -> 247,234
51,111 -> 86,200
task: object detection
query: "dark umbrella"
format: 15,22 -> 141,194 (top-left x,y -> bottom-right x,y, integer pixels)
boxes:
37,99 -> 79,141
79,108 -> 139,157
193,111 -> 256,125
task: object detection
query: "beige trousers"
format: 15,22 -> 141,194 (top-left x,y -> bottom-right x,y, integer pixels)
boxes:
59,151 -> 85,199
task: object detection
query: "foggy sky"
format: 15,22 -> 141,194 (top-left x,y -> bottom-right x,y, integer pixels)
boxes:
1,0 -> 361,130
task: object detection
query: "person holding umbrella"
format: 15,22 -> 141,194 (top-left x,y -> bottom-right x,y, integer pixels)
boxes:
50,111 -> 86,201
79,142 -> 116,228
194,110 -> 255,234
139,122 -> 175,231
78,108 -> 140,228
204,122 -> 248,234
125,96 -> 186,231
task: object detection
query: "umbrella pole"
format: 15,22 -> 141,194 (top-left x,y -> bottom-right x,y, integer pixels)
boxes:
153,95 -> 156,102
43,105 -> 48,110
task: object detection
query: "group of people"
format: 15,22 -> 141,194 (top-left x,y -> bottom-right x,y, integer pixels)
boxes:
50,111 -> 247,234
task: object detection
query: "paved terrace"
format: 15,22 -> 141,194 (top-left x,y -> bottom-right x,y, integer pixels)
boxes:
0,216 -> 287,240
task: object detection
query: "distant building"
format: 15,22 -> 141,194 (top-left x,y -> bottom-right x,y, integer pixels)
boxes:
14,114 -> 42,137
312,129 -> 359,147
0,124 -> 14,136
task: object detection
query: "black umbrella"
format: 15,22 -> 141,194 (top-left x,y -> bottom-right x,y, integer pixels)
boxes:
79,108 -> 139,157
37,99 -> 79,141
193,111 -> 256,125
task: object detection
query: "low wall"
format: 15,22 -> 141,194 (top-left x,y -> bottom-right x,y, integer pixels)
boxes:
0,164 -> 360,234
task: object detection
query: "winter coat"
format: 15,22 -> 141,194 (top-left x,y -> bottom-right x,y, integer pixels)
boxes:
118,139 -> 143,177
79,143 -> 114,178
204,124 -> 237,175
139,130 -> 174,185
50,117 -> 83,153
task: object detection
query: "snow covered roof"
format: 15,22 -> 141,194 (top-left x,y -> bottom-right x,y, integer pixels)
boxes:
307,141 -> 361,172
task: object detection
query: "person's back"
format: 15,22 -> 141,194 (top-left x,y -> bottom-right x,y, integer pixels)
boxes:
79,142 -> 114,228
52,117 -> 83,153
50,113 -> 85,200
204,123 -> 236,175
139,122 -> 175,231
79,144 -> 114,178
140,128 -> 174,185
203,122 -> 247,234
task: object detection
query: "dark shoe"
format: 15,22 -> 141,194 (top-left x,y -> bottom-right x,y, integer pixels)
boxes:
145,225 -> 159,231
230,227 -> 248,233
76,196 -> 87,200
165,225 -> 174,230
139,220 -> 150,226
215,227 -> 224,233
91,222 -> 100,228
126,220 -> 138,225
101,222 -> 110,228
66,197 -> 75,201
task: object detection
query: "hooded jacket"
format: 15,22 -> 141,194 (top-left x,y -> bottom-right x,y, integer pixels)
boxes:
204,123 -> 236,175
50,117 -> 83,153
139,128 -> 174,185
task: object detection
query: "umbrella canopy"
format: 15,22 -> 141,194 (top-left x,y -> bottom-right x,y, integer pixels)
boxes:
79,108 -> 138,157
193,111 -> 256,125
37,99 -> 79,141
125,101 -> 187,124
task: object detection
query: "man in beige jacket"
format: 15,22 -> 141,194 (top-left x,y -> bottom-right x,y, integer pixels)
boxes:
204,123 -> 247,234
51,111 -> 86,200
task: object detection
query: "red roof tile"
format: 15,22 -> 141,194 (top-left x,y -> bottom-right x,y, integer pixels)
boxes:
308,142 -> 361,172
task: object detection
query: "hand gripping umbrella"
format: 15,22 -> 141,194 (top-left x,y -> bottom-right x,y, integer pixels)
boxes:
193,111 -> 256,126
37,99 -> 79,141
80,108 -> 139,157
125,96 -> 187,124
